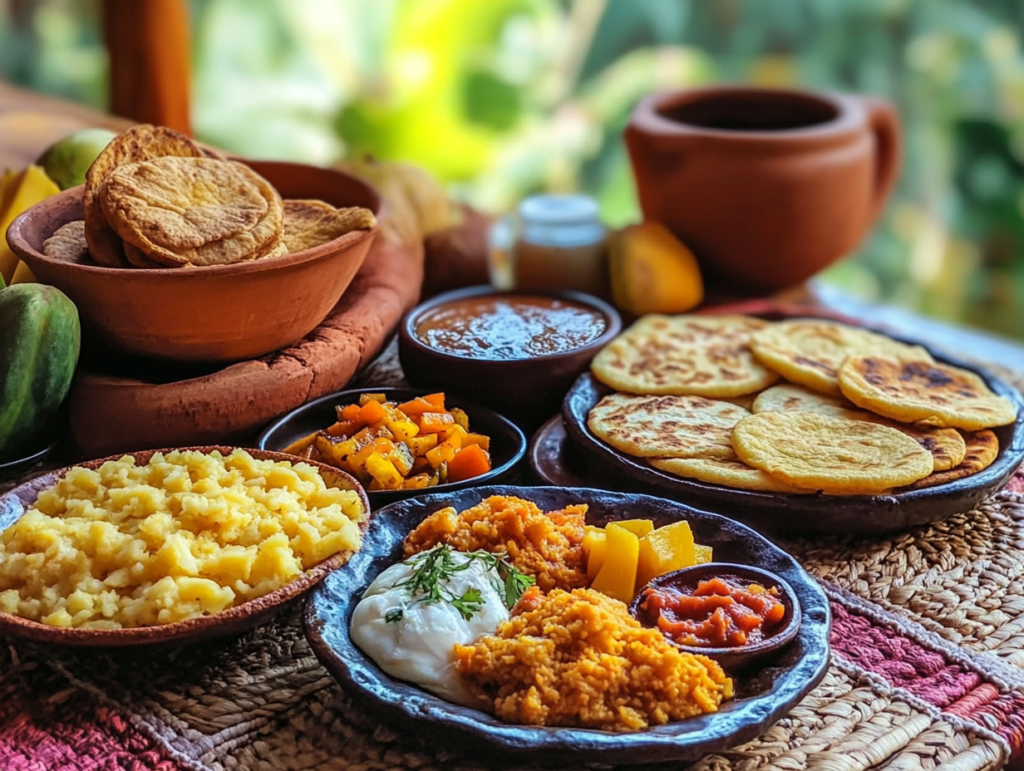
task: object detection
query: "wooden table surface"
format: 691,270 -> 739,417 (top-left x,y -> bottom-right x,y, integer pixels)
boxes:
3,78 -> 1024,368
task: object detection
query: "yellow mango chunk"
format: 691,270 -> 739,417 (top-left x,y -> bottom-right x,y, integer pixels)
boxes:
0,166 -> 60,283
609,221 -> 704,316
694,544 -> 713,564
590,524 -> 639,603
582,529 -> 607,579
609,518 -> 654,538
637,520 -> 696,589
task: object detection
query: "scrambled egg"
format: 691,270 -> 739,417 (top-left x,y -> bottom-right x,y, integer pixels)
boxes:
0,449 -> 365,629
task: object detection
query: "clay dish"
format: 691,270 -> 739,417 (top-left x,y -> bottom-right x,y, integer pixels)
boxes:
7,162 -> 380,363
258,388 -> 528,505
0,446 -> 370,648
628,562 -> 801,672
399,286 -> 622,428
304,485 -> 830,766
562,312 -> 1024,536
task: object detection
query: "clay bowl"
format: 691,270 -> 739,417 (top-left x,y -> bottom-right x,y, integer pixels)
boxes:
6,162 -> 380,363
628,563 -> 801,672
0,446 -> 370,647
304,485 -> 830,766
257,388 -> 528,505
399,286 -> 622,428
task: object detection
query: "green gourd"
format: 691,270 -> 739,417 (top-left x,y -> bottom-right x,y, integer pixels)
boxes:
0,284 -> 80,459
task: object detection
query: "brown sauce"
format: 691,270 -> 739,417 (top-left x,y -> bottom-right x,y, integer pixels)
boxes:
415,295 -> 607,360
639,576 -> 785,649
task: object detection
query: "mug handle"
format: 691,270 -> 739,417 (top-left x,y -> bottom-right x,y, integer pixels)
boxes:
859,96 -> 902,226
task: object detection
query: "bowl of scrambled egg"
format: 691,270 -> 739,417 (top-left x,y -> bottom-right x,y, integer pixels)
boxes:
0,446 -> 369,646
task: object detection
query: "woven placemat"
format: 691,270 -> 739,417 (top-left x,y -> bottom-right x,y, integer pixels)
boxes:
3,341 -> 1024,771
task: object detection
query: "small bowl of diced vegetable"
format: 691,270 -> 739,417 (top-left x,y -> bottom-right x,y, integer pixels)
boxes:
258,388 -> 528,505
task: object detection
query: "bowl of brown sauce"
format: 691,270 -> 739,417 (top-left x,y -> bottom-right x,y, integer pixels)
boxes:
399,286 -> 621,425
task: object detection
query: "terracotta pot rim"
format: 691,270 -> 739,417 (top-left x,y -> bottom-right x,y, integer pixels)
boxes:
401,284 -> 623,365
633,86 -> 867,143
7,160 -> 380,279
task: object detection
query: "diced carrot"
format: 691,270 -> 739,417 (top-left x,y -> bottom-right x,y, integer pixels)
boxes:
397,397 -> 435,416
341,403 -> 361,421
326,420 -> 359,437
447,444 -> 491,482
419,412 -> 456,433
423,393 -> 446,410
359,399 -> 387,425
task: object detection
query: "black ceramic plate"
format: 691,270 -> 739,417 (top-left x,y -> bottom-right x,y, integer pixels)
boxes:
304,485 -> 830,766
258,388 -> 527,506
562,321 -> 1024,536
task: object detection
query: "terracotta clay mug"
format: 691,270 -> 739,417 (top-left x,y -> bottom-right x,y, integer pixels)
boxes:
625,86 -> 901,292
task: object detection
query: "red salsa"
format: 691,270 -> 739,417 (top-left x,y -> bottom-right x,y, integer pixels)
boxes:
639,575 -> 785,649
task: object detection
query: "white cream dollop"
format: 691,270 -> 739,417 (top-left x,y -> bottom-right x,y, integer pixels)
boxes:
350,551 -> 509,706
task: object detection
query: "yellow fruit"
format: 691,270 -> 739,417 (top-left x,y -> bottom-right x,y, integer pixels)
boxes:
637,520 -> 696,589
0,166 -> 60,283
694,544 -> 713,564
582,529 -> 607,579
608,518 -> 654,538
609,221 -> 704,315
590,524 -> 639,603
10,261 -> 37,284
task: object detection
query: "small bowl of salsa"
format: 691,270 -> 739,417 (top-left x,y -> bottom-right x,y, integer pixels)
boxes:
399,286 -> 621,426
628,562 -> 802,671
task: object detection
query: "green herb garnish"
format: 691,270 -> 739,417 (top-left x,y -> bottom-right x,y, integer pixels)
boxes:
384,544 -> 534,623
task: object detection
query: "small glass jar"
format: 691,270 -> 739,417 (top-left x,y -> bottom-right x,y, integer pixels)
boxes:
488,194 -> 609,297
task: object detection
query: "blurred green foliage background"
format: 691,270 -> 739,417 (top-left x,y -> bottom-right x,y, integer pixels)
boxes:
3,0 -> 1024,338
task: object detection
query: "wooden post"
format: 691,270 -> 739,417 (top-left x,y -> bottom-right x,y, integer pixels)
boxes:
101,0 -> 192,135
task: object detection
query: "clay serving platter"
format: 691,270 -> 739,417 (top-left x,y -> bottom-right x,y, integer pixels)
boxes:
0,446 -> 371,647
561,310 -> 1024,536
304,485 -> 830,766
258,388 -> 527,505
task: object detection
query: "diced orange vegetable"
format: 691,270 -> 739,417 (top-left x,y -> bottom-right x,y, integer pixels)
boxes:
426,441 -> 457,469
283,431 -> 318,456
419,412 -> 456,433
407,433 -> 438,456
341,403 -> 361,421
462,432 -> 491,450
386,418 -> 419,443
327,420 -> 359,437
440,424 -> 465,450
366,452 -> 403,489
397,397 -> 435,416
359,393 -> 387,405
446,443 -> 491,482
404,473 -> 432,489
359,400 -> 387,425
450,407 -> 469,430
591,524 -> 639,603
423,393 -> 445,410
349,442 -> 380,475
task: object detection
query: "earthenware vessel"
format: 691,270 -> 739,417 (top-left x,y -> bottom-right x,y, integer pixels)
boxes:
0,446 -> 370,647
258,388 -> 528,505
7,162 -> 380,362
399,286 -> 622,428
629,562 -> 801,672
304,485 -> 830,766
625,86 -> 900,291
